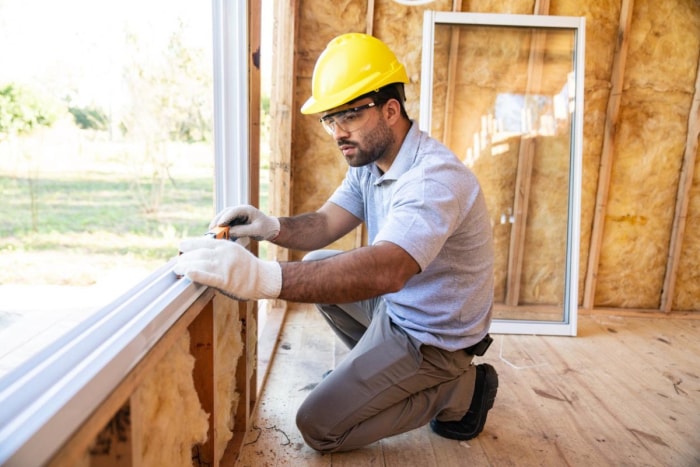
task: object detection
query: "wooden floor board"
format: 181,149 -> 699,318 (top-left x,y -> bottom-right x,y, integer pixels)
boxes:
381,428 -> 438,467
478,341 -> 593,467
237,306 -> 331,467
430,431 -> 492,466
570,317 -> 697,465
529,320 -> 686,466
329,446 -> 383,466
237,307 -> 700,466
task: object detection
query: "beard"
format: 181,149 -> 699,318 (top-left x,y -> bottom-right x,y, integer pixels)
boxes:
338,116 -> 395,168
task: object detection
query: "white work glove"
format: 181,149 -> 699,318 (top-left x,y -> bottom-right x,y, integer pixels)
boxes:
209,205 -> 280,241
174,237 -> 282,301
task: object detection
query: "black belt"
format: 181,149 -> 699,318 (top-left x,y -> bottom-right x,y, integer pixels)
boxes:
464,334 -> 493,356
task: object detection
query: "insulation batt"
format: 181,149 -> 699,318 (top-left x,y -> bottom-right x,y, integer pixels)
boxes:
79,296 -> 244,466
213,295 -> 244,463
134,332 -> 209,466
595,0 -> 700,308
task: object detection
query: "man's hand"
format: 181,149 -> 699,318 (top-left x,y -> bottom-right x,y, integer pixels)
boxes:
174,237 -> 282,300
210,205 -> 280,241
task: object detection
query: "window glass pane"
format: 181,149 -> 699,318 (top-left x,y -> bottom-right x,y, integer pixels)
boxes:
430,23 -> 576,322
0,0 -> 214,375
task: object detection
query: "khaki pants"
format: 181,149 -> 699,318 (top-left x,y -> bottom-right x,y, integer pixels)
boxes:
296,250 -> 477,452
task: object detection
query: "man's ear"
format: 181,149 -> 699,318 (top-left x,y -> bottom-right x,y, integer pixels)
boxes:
383,98 -> 401,125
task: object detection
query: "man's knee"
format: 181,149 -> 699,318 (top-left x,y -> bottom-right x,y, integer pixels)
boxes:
295,401 -> 338,452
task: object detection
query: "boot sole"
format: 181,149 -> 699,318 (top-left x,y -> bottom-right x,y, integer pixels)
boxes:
430,364 -> 499,440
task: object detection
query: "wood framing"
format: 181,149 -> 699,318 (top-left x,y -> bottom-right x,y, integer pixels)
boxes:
227,301 -> 256,463
506,136 -> 536,306
249,0 -> 261,214
350,0 -> 379,249
583,0 -> 634,310
440,0 -> 464,146
366,0 -> 375,36
189,301 -> 217,464
268,0 -> 298,283
504,0 -> 549,306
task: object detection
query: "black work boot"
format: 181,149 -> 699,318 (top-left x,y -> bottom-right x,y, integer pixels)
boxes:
430,363 -> 499,440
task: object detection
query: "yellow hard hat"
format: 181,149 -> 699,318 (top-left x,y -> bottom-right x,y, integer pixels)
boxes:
301,33 -> 409,115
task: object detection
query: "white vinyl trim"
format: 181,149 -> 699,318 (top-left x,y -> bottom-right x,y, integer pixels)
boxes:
213,0 -> 249,211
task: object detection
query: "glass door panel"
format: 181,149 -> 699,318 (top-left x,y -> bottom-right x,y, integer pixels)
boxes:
420,12 -> 585,335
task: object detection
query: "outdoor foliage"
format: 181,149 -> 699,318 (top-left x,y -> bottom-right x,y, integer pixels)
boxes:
117,19 -> 213,215
0,84 -> 62,138
68,105 -> 109,131
120,19 -> 212,144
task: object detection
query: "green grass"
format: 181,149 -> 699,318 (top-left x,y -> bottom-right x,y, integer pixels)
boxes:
0,140 -> 216,286
1,176 -> 210,236
0,120 -> 274,287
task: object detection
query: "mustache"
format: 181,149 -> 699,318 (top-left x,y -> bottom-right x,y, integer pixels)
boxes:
337,139 -> 356,148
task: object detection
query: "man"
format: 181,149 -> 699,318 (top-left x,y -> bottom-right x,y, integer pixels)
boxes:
175,33 -> 497,452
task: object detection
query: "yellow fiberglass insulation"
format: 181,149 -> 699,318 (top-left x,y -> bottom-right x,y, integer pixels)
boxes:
134,331 -> 209,467
213,295 -> 244,464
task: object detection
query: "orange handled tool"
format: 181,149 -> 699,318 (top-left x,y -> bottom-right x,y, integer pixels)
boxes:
203,216 -> 248,242
205,225 -> 234,240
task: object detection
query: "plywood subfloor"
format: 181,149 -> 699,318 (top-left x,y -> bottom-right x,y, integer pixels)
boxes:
237,306 -> 700,466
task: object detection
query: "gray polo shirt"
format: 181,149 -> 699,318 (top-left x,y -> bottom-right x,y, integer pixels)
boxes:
329,122 -> 494,351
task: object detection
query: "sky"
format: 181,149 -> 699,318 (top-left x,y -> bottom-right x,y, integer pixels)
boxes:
0,0 -> 272,106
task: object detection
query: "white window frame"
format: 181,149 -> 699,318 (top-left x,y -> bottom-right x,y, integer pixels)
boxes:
0,1 -> 249,463
212,0 -> 250,210
420,11 -> 586,336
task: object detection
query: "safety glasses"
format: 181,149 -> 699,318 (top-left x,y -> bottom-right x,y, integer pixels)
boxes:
319,102 -> 377,135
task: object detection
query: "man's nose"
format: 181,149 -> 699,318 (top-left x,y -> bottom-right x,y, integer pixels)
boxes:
332,124 -> 350,139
